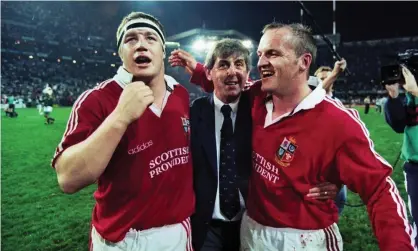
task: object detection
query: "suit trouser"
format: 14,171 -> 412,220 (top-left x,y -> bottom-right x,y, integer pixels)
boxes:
240,212 -> 343,251
90,218 -> 193,251
335,185 -> 347,215
200,220 -> 240,251
404,161 -> 418,245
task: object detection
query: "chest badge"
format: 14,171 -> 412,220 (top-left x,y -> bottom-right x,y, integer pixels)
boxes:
275,136 -> 298,167
181,116 -> 190,141
181,116 -> 190,133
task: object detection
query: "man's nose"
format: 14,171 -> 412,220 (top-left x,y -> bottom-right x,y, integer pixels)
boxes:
135,39 -> 148,51
227,66 -> 237,76
257,55 -> 269,68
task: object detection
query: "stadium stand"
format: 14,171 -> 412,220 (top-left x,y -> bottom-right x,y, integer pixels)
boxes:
1,1 -> 417,106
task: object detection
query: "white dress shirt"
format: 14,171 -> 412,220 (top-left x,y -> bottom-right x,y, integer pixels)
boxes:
212,94 -> 246,221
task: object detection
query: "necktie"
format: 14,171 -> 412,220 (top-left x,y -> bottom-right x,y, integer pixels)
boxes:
219,104 -> 240,220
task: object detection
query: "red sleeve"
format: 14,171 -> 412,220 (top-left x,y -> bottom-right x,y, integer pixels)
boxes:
51,89 -> 104,168
189,63 -> 214,92
335,109 -> 415,251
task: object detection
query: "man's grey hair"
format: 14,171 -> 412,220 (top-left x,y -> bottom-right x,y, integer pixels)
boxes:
205,38 -> 251,71
262,22 -> 317,69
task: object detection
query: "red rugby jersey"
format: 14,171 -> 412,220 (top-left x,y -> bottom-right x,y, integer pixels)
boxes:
190,64 -> 416,251
52,68 -> 195,242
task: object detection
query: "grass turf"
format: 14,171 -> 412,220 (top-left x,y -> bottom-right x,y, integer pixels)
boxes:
1,107 -> 408,251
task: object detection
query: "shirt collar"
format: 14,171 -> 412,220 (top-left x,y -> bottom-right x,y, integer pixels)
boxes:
265,81 -> 326,115
292,82 -> 326,113
113,66 -> 177,89
213,93 -> 240,114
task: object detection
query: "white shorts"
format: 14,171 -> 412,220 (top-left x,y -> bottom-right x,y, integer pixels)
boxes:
43,106 -> 53,113
240,212 -> 343,251
91,218 -> 193,251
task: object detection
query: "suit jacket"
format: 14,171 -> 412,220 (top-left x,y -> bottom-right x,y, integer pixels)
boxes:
190,93 -> 252,251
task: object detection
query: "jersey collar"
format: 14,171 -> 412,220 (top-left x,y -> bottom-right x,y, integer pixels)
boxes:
113,66 -> 177,90
264,82 -> 326,127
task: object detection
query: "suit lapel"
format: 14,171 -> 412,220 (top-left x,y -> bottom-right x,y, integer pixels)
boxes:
233,93 -> 251,200
199,95 -> 218,176
234,94 -> 249,152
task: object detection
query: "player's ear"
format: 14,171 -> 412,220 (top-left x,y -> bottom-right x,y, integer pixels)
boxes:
205,68 -> 212,81
118,48 -> 124,61
299,53 -> 312,72
163,46 -> 166,59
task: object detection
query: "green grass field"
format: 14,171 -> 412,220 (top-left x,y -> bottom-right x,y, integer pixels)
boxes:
1,107 -> 408,251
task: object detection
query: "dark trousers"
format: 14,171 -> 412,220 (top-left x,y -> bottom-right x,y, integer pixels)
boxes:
364,104 -> 370,114
404,162 -> 418,244
200,220 -> 241,251
335,185 -> 347,215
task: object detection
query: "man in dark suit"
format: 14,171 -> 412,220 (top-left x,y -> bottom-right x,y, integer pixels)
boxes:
189,39 -> 252,251
172,39 -> 339,251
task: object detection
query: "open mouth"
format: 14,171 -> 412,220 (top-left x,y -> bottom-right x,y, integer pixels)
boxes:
261,70 -> 275,79
135,55 -> 151,65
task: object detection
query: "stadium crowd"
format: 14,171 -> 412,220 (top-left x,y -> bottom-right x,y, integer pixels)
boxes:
1,1 -> 417,107
2,2 -> 418,251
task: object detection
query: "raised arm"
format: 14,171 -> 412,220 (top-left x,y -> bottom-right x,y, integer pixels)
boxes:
169,49 -> 215,92
53,82 -> 154,194
321,59 -> 347,93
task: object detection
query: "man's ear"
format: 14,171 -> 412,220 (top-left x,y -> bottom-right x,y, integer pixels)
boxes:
163,45 -> 166,57
205,68 -> 212,81
300,53 -> 312,72
118,49 -> 124,61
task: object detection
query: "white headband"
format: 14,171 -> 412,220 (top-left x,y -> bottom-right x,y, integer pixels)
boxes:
117,18 -> 165,50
